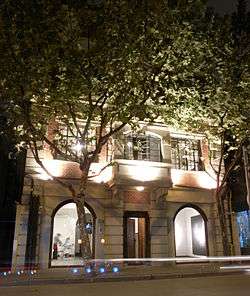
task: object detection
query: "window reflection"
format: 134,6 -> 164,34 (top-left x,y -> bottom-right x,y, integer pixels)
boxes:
237,211 -> 250,254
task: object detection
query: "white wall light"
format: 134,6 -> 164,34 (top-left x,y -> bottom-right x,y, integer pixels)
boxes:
136,186 -> 145,192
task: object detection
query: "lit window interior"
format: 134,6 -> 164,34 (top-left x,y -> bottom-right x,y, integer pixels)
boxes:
51,202 -> 93,266
236,211 -> 250,249
175,207 -> 207,257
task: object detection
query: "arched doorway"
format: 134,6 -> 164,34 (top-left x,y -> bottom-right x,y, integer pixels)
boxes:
50,201 -> 95,267
174,206 -> 208,257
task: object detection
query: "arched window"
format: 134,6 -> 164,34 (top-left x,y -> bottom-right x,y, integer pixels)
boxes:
124,133 -> 162,162
174,206 -> 208,257
51,201 -> 95,267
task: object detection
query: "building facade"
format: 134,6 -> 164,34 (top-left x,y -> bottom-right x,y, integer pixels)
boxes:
10,123 -> 241,270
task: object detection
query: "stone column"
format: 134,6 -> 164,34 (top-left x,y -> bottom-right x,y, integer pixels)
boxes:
231,212 -> 241,255
103,191 -> 124,259
95,218 -> 105,259
11,203 -> 29,271
150,190 -> 168,262
161,134 -> 171,163
38,206 -> 52,269
212,203 -> 224,256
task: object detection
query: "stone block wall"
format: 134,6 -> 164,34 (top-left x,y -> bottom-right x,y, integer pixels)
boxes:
12,175 -> 234,270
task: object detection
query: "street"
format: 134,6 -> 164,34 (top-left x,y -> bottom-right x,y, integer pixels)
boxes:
1,274 -> 250,296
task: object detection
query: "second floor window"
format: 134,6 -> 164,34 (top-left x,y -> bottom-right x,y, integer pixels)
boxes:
171,137 -> 202,171
53,125 -> 97,159
124,134 -> 162,162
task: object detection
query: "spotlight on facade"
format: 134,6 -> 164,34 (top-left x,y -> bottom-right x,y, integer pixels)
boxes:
17,271 -> 21,275
30,271 -> 34,275
127,141 -> 133,148
72,142 -> 84,152
136,186 -> 145,192
85,266 -> 92,274
101,238 -> 105,244
112,266 -> 120,273
3,272 -> 7,276
99,266 -> 105,273
39,172 -> 52,180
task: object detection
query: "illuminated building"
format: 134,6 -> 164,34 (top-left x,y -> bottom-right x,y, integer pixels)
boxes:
8,123 -> 243,270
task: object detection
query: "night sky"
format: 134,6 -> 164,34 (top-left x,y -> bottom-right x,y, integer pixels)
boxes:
207,0 -> 250,14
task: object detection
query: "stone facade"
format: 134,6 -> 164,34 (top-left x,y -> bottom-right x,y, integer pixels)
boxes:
11,124 -> 240,270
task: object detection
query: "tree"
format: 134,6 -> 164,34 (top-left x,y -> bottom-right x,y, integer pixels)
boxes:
0,0 -> 212,260
162,1 -> 250,255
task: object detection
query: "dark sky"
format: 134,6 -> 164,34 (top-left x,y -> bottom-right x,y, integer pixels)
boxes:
207,0 -> 250,14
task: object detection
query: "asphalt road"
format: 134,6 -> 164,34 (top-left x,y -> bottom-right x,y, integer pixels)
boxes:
1,274 -> 250,296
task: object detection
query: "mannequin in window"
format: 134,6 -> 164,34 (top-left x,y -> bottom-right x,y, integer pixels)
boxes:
62,237 -> 74,258
53,233 -> 62,259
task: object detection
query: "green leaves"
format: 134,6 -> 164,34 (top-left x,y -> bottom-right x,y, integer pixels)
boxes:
1,0 -> 248,171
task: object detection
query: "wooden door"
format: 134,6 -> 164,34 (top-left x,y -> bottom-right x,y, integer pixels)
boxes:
138,218 -> 145,258
127,219 -> 136,258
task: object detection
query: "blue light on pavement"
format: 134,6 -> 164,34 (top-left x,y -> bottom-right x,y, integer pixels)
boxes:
99,267 -> 105,273
85,266 -> 92,273
112,266 -> 119,273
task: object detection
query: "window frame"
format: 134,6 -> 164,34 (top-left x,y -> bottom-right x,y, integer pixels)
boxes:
171,137 -> 202,171
123,133 -> 162,162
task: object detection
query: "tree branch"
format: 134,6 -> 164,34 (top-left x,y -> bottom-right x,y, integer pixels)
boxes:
216,131 -> 225,195
218,139 -> 245,194
87,162 -> 114,179
66,101 -> 83,139
29,141 -> 77,198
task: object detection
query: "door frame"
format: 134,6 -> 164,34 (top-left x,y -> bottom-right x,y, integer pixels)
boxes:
173,204 -> 209,260
123,211 -> 150,258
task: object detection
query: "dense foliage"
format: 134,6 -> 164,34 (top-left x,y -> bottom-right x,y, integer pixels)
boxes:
0,0 -> 249,256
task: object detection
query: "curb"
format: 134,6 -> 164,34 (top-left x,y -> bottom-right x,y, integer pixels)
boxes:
0,270 -> 244,287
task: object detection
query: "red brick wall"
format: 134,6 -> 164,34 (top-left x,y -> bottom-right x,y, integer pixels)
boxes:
124,191 -> 150,204
200,138 -> 210,169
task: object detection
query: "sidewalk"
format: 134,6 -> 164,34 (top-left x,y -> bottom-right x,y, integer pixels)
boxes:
0,262 -> 244,287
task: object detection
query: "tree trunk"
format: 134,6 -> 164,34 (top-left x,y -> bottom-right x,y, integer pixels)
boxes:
74,167 -> 92,261
215,132 -> 231,256
215,138 -> 245,256
75,194 -> 92,260
216,189 -> 231,256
